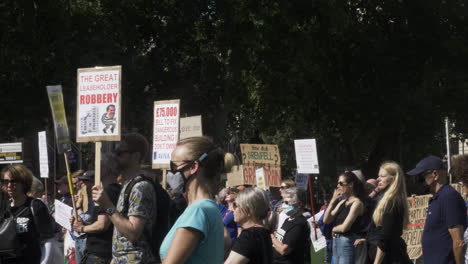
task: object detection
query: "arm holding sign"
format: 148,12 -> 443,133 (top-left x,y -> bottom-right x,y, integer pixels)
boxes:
92,184 -> 146,243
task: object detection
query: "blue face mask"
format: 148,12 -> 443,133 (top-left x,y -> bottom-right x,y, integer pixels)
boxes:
167,171 -> 185,194
282,203 -> 297,216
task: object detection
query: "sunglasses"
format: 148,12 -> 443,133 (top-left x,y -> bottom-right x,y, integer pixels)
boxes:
113,148 -> 133,156
280,186 -> 288,189
337,181 -> 348,186
1,179 -> 17,185
169,160 -> 194,173
420,170 -> 434,178
283,200 -> 296,205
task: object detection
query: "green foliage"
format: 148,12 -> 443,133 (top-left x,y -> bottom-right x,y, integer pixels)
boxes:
1,0 -> 468,193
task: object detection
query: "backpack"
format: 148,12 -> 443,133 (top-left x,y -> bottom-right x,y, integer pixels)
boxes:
121,175 -> 171,262
0,198 -> 54,258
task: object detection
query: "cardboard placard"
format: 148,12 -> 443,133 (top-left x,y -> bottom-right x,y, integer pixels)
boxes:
152,99 -> 180,169
402,194 -> 431,259
46,85 -> 71,153
38,131 -> 49,178
226,164 -> 282,187
180,115 -> 203,139
76,66 -> 121,142
0,142 -> 22,164
294,139 -> 320,174
240,144 -> 281,166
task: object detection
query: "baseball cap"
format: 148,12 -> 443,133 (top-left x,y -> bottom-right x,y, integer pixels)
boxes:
55,176 -> 68,184
407,156 -> 446,176
78,170 -> 95,182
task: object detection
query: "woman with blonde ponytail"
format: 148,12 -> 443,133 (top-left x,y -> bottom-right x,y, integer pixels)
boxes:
224,187 -> 277,264
356,162 -> 411,264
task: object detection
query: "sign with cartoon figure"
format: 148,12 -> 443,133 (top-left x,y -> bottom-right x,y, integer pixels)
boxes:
76,66 -> 121,142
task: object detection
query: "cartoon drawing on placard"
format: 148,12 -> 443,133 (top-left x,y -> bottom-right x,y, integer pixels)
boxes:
80,106 -> 99,134
101,104 -> 116,133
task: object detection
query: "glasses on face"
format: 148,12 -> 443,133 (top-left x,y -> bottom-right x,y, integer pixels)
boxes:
169,160 -> 194,173
1,179 -> 17,185
280,186 -> 287,189
283,200 -> 296,205
337,181 -> 348,187
113,148 -> 132,156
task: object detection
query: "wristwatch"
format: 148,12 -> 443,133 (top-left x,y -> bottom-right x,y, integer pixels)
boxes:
105,206 -> 116,216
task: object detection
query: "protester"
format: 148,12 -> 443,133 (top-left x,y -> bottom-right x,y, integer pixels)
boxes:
276,180 -> 296,236
223,189 -> 241,241
74,170 -> 96,264
0,164 -> 55,264
92,133 -> 158,263
225,187 -> 276,264
272,187 -> 311,264
159,136 -> 234,263
407,156 -> 467,264
354,162 -> 411,263
55,175 -> 73,206
72,183 -> 121,264
323,171 -> 366,264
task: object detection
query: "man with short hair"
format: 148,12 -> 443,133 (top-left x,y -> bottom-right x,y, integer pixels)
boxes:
92,133 -> 157,264
102,104 -> 116,134
407,156 -> 467,264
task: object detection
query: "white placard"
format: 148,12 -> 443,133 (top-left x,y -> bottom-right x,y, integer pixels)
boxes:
38,131 -> 49,178
54,199 -> 73,230
0,142 -> 22,164
295,173 -> 308,190
180,115 -> 203,139
152,99 -> 180,168
77,66 -> 121,142
307,210 -> 327,252
255,167 -> 267,190
294,139 -> 320,174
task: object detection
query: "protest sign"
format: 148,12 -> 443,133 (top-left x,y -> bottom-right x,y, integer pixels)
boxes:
54,199 -> 73,230
38,131 -> 49,178
76,66 -> 121,142
294,139 -> 319,174
295,173 -> 308,190
152,99 -> 180,169
46,85 -> 71,153
226,164 -> 282,187
307,210 -> 327,252
402,194 -> 431,259
180,115 -> 203,139
0,142 -> 22,164
255,168 -> 267,189
240,144 -> 281,166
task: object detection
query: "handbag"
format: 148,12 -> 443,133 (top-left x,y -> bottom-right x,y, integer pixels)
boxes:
0,207 -> 27,257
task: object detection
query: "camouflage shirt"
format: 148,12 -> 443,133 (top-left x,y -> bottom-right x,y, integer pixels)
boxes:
112,178 -> 157,264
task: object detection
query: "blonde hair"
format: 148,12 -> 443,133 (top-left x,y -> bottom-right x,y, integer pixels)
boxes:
236,187 -> 277,231
372,162 -> 409,227
176,136 -> 236,196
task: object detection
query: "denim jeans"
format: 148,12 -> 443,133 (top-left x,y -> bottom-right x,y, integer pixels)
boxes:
74,236 -> 87,264
333,235 -> 357,264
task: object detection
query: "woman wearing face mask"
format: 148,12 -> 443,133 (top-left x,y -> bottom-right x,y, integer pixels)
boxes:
159,136 -> 236,263
224,187 -> 277,264
354,162 -> 411,264
323,171 -> 366,264
271,187 -> 311,264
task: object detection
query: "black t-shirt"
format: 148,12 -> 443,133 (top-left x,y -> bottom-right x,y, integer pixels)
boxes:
273,215 -> 310,264
231,227 -> 273,264
7,198 -> 54,264
85,183 -> 121,258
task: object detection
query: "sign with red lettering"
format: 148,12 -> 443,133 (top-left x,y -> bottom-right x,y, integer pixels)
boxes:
152,99 -> 180,169
76,66 -> 121,142
226,165 -> 282,187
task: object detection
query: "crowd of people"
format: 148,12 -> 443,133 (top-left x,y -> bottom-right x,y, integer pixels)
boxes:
0,133 -> 467,264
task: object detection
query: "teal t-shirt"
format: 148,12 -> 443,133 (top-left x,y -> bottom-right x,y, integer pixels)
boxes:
159,199 -> 224,264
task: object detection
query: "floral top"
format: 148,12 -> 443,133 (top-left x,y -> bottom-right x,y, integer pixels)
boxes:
112,179 -> 157,264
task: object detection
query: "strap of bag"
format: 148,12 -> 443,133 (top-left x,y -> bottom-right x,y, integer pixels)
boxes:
121,175 -> 157,216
